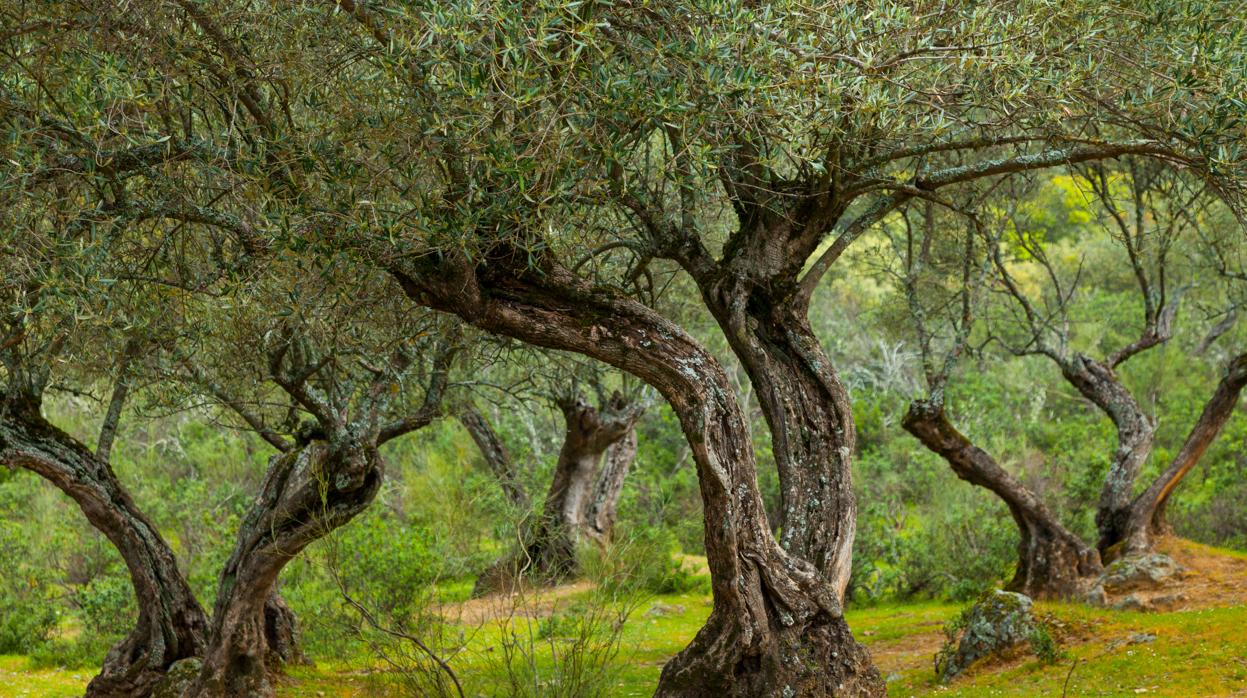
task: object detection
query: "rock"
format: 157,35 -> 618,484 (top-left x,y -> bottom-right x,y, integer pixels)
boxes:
1128,632 -> 1157,644
1083,584 -> 1109,607
1150,592 -> 1189,609
1100,553 -> 1184,593
644,602 -> 686,618
1112,593 -> 1150,611
937,590 -> 1038,682
151,657 -> 202,698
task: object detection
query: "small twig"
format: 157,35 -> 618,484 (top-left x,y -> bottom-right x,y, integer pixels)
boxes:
1062,657 -> 1081,697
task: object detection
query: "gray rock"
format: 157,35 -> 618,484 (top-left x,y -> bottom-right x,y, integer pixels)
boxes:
644,602 -> 686,618
1112,593 -> 1150,611
1083,584 -> 1109,607
1128,632 -> 1157,644
937,590 -> 1037,682
151,657 -> 202,698
1150,592 -> 1189,609
1100,553 -> 1184,593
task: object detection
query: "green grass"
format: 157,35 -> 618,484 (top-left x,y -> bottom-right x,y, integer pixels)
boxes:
5,585 -> 1247,697
267,593 -> 1247,697
0,655 -> 92,698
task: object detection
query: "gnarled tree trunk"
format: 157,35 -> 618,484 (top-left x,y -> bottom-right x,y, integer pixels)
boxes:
187,438 -> 382,698
0,402 -> 208,698
390,255 -> 884,697
703,286 -> 858,601
902,399 -> 1102,599
1058,354 -> 1157,559
584,425 -> 637,544
474,394 -> 637,594
1116,352 -> 1247,555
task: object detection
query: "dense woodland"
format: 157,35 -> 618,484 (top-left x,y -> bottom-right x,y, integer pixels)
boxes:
1,1 -> 1246,697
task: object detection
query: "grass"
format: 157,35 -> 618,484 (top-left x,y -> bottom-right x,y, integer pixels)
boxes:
6,550 -> 1247,697
0,656 -> 92,698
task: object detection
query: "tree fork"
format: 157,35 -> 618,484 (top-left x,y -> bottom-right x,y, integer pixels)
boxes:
1110,352 -> 1247,556
389,255 -> 884,697
1057,355 -> 1158,558
902,399 -> 1102,599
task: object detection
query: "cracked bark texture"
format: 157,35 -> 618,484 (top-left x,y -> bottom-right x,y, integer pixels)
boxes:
585,425 -> 637,544
0,399 -> 208,697
390,252 -> 883,697
703,284 -> 858,601
903,399 -> 1102,599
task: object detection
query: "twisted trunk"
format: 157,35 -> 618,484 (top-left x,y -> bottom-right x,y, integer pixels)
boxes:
0,402 -> 208,698
902,399 -> 1102,599
187,438 -> 382,698
458,405 -> 527,507
585,426 -> 637,544
703,286 -> 858,600
1058,354 -> 1157,559
1117,352 -> 1247,555
474,395 -> 636,594
391,255 -> 883,697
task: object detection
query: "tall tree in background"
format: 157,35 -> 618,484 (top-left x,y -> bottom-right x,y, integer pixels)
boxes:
884,199 -> 1103,598
474,381 -> 645,595
989,163 -> 1246,558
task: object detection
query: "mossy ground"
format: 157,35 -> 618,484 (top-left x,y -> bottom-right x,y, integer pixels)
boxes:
5,540 -> 1246,697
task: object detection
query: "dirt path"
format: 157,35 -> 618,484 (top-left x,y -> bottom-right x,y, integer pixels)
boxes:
437,580 -> 596,626
1153,536 -> 1247,609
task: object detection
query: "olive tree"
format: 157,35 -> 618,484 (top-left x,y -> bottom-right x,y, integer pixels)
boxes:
6,0 -> 1244,694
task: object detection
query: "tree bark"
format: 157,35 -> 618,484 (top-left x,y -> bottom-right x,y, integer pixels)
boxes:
702,285 -> 859,600
1115,352 -> 1247,555
458,405 -> 527,507
0,401 -> 208,698
902,399 -> 1102,599
263,593 -> 305,667
187,438 -> 382,698
1057,354 -> 1157,559
585,425 -> 637,544
389,253 -> 884,697
473,394 -> 637,594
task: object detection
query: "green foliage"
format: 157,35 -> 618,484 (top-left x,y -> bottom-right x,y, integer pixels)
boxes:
1027,623 -> 1063,665
281,508 -> 448,656
583,527 -> 708,597
852,445 -> 1018,603
74,573 -> 136,642
0,522 -> 59,654
327,511 -> 442,621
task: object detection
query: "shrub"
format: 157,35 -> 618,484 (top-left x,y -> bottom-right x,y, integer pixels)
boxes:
76,572 -> 137,639
582,526 -> 707,597
0,522 -> 59,654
